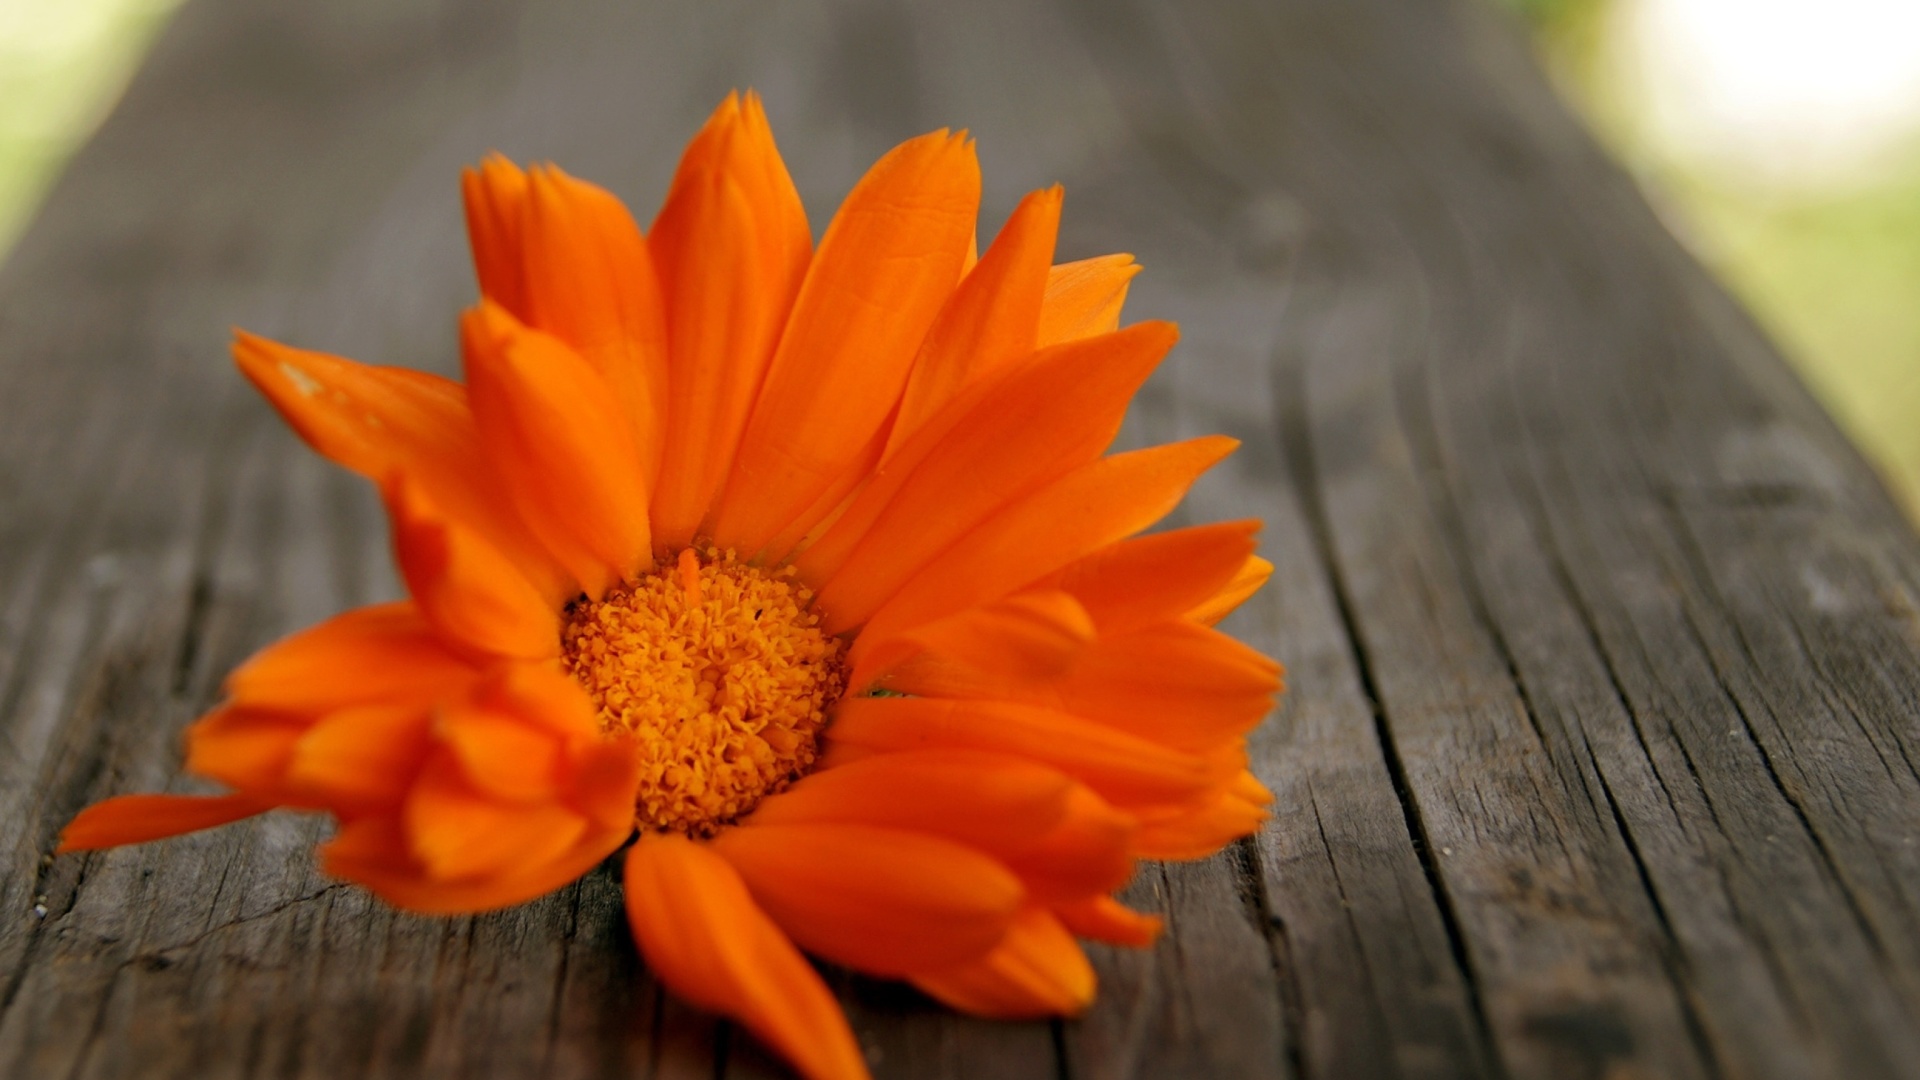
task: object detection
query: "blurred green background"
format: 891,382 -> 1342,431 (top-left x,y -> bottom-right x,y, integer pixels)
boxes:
3,0 -> 1916,517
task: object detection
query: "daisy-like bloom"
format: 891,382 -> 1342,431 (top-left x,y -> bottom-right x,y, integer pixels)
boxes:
61,93 -> 1280,1080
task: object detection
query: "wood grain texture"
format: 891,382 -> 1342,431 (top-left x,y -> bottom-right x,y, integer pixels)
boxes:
4,0 -> 1919,1077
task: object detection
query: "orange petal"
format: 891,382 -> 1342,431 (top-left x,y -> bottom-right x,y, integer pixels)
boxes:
320,813 -> 626,915
710,822 -> 1022,976
223,602 -> 480,715
285,702 -> 434,812
1132,787 -> 1271,860
849,435 -> 1239,650
1025,621 -> 1280,751
824,696 -> 1213,807
886,186 -> 1061,452
522,164 -> 669,487
463,157 -> 669,489
436,661 -> 608,803
1189,555 -> 1274,625
850,590 -> 1095,692
403,756 -> 587,881
806,321 -> 1178,620
461,301 -> 651,596
58,793 -> 272,853
745,749 -> 1073,853
383,474 -> 559,661
1052,895 -> 1163,948
233,331 -> 568,601
884,620 -> 1280,754
650,93 -> 812,549
182,705 -> 309,795
1047,521 -> 1260,635
710,130 -> 980,554
999,785 -> 1136,903
1036,254 -> 1139,347
463,155 -> 533,318
624,834 -> 869,1080
911,907 -> 1095,1019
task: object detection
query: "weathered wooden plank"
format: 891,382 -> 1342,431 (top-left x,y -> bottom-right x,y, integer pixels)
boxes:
5,0 -> 1920,1077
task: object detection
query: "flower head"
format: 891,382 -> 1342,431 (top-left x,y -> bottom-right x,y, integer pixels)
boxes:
61,92 -> 1281,1080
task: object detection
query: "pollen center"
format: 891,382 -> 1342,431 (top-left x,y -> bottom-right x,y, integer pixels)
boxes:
560,547 -> 846,835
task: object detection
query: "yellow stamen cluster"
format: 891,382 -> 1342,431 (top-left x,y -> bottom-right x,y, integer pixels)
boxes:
560,547 -> 846,835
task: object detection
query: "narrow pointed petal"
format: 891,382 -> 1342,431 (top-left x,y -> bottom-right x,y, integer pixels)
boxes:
624,835 -> 870,1080
222,602 -> 479,715
1133,787 -> 1271,860
1047,521 -> 1259,635
233,331 -> 568,600
182,706 -> 308,795
880,620 -> 1281,753
650,92 -> 812,548
806,322 -> 1177,615
847,435 -> 1239,648
711,131 -> 980,554
850,590 -> 1095,692
403,757 -> 586,881
999,786 -> 1136,902
886,186 -> 1061,451
711,822 -> 1022,975
1189,554 -> 1274,625
461,302 -> 651,596
911,908 -> 1095,1019
1036,254 -> 1139,347
1053,895 -> 1163,947
321,814 -> 627,915
745,749 -> 1073,852
825,696 -> 1213,807
462,155 -> 532,317
520,165 -> 669,486
58,793 -> 271,853
384,475 -> 559,661
285,703 -> 434,812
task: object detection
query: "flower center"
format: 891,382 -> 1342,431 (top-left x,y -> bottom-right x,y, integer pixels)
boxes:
560,547 -> 846,835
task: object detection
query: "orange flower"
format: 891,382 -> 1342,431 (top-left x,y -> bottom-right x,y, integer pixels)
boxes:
60,92 -> 1281,1080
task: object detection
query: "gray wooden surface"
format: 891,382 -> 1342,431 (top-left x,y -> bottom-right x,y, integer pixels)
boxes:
4,0 -> 1920,1077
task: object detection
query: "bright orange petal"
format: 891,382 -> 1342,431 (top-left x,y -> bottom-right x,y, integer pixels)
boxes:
624,835 -> 869,1080
850,590 -> 1095,692
58,793 -> 271,853
383,474 -> 559,661
181,706 -> 308,795
1035,254 -> 1139,347
461,301 -> 651,596
520,164 -> 669,487
284,703 -> 433,812
1132,787 -> 1271,860
1052,895 -> 1163,947
233,331 -> 567,601
847,435 -> 1239,647
462,155 -> 532,317
882,620 -> 1279,753
886,186 -> 1061,451
710,130 -> 980,554
710,821 -> 1022,976
222,602 -> 479,715
745,749 -> 1073,852
650,92 -> 812,548
402,756 -> 587,881
824,696 -> 1213,808
320,814 -> 626,915
1047,521 -> 1260,635
911,907 -> 1095,1019
434,696 -> 563,803
999,785 -> 1136,903
806,321 -> 1178,617
1189,555 -> 1274,625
